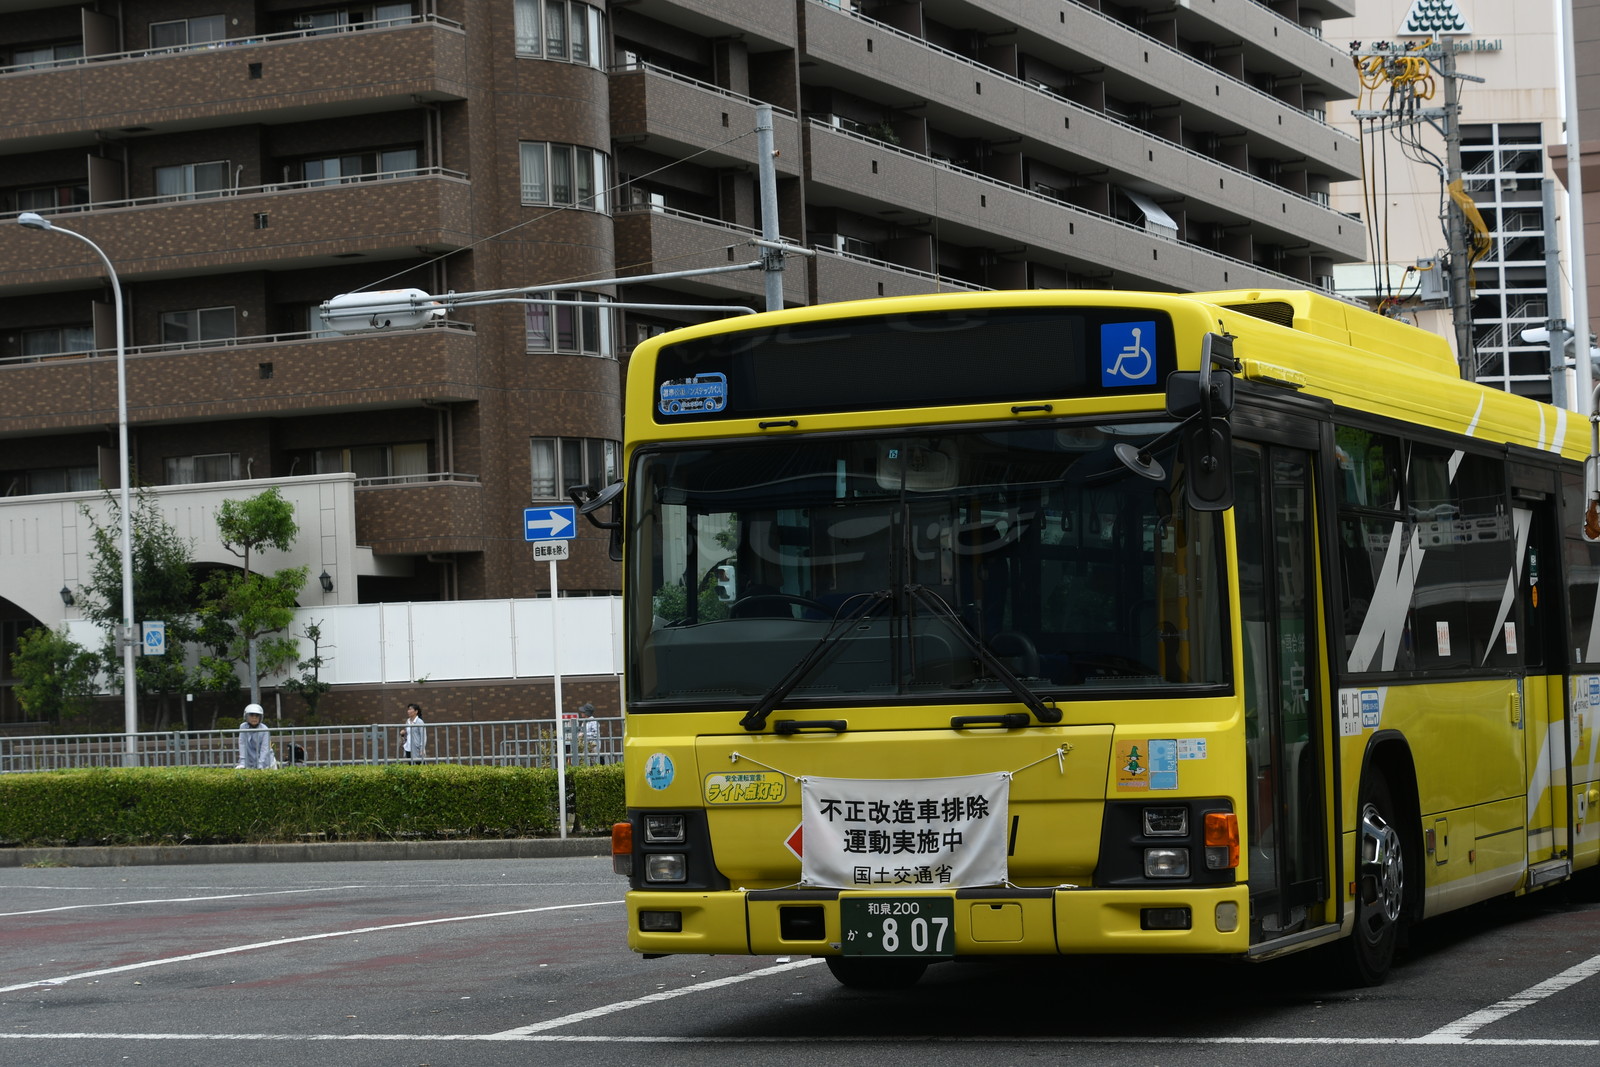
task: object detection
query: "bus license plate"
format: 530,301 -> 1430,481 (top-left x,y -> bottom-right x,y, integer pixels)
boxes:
840,898 -> 955,957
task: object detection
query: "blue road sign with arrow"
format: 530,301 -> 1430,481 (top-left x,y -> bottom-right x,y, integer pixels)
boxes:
524,505 -> 576,541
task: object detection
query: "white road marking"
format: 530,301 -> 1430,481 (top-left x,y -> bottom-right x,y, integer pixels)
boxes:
0,900 -> 621,994
490,957 -> 825,1036
0,1034 -> 1595,1046
0,885 -> 367,917
1418,950 -> 1600,1042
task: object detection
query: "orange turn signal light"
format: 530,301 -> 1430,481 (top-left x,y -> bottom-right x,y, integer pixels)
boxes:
611,822 -> 634,876
1204,811 -> 1240,869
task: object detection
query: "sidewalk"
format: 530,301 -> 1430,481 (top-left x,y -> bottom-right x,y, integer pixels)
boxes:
0,836 -> 612,868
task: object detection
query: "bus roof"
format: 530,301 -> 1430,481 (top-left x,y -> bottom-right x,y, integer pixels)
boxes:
627,289 -> 1581,461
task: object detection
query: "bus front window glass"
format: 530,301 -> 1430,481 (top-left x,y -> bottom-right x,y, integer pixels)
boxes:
630,422 -> 1228,706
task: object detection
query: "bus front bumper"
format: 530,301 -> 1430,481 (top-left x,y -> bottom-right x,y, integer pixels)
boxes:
627,885 -> 1251,957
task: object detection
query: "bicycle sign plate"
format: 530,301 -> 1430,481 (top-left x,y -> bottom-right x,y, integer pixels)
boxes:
840,897 -> 954,958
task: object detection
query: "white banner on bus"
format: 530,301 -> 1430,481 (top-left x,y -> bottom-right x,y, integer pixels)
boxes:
799,772 -> 1010,889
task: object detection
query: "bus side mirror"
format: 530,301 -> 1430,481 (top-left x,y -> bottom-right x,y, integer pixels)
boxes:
1172,333 -> 1237,512
570,481 -> 624,561
1166,334 -> 1238,419
1184,422 -> 1234,511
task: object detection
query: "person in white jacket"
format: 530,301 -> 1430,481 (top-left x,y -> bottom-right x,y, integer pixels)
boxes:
236,704 -> 275,769
401,703 -> 427,764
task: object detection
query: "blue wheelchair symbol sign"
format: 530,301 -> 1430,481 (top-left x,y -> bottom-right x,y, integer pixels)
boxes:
1100,321 -> 1158,387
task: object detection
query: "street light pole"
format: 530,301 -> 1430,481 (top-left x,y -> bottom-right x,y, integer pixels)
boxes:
17,212 -> 139,764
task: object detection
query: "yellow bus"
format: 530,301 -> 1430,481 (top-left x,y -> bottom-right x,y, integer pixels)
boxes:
586,288 -> 1600,988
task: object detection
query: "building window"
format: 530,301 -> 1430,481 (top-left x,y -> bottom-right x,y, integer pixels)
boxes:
155,160 -> 230,200
299,147 -> 420,185
21,324 -> 94,358
149,15 -> 227,50
16,182 -> 90,212
3,465 -> 97,495
513,0 -> 605,68
525,292 -> 615,357
160,307 -> 236,346
287,4 -> 415,34
164,453 -> 240,485
12,41 -> 85,69
530,437 -> 617,499
311,442 -> 429,481
518,142 -> 609,210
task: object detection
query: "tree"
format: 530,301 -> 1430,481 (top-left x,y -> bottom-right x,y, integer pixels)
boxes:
201,488 -> 308,706
280,619 -> 333,722
77,488 -> 228,730
9,626 -> 99,726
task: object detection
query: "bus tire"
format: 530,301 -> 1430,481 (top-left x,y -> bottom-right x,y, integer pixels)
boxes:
1341,773 -> 1406,986
824,956 -> 928,990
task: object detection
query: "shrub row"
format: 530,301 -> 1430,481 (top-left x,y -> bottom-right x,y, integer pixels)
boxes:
0,763 -> 627,847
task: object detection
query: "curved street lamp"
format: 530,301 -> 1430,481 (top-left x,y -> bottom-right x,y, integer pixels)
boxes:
17,212 -> 139,764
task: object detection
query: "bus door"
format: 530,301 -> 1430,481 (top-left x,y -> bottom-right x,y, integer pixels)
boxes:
1236,441 -> 1327,941
1508,461 -> 1571,879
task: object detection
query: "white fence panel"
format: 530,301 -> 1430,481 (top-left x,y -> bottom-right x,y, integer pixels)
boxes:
380,603 -> 414,683
62,598 -> 623,692
316,604 -> 384,684
412,600 -> 517,681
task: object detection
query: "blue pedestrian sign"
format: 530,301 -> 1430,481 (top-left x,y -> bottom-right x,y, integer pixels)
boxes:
524,505 -> 576,542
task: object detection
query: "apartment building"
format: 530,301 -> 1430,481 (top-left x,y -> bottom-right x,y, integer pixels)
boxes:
0,0 -> 1359,721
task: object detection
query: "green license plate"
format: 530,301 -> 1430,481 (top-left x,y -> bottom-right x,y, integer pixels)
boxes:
840,897 -> 955,957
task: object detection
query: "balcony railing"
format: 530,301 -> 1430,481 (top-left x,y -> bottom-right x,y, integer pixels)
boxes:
804,1 -> 1356,220
355,471 -> 482,488
609,61 -> 796,118
807,120 -> 1339,294
810,0 -> 1346,132
0,12 -> 462,77
0,320 -> 475,368
812,245 -> 990,292
612,201 -> 801,247
0,167 -> 468,226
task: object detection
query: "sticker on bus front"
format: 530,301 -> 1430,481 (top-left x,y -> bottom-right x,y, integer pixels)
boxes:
658,373 -> 728,416
1115,739 -> 1150,791
704,771 -> 787,804
644,752 -> 675,790
1147,739 -> 1178,790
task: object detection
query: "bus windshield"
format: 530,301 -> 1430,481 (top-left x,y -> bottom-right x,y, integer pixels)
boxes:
629,419 -> 1229,708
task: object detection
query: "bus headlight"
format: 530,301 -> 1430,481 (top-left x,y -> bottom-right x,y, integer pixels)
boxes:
644,814 -> 686,844
644,853 -> 687,882
1144,847 -> 1190,878
1142,806 -> 1188,836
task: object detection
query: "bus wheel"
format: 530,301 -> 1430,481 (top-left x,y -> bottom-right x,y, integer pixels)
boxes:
824,957 -> 927,990
1342,775 -> 1406,986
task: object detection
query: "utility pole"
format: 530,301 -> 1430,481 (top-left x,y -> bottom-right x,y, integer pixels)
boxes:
1540,178 -> 1571,409
755,104 -> 784,312
1436,46 -> 1476,381
1350,40 -> 1485,381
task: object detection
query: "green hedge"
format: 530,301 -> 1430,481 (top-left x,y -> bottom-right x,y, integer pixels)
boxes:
0,763 -> 626,847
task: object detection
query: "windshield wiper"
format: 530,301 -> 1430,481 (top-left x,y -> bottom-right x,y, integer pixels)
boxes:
740,590 -> 892,732
905,585 -> 1062,725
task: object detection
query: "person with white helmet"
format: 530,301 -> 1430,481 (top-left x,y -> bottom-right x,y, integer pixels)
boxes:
236,703 -> 276,769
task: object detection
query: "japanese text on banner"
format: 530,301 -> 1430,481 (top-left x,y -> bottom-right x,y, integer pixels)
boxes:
799,773 -> 1009,889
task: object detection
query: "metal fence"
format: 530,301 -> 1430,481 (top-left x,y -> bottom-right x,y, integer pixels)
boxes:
0,717 -> 622,773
